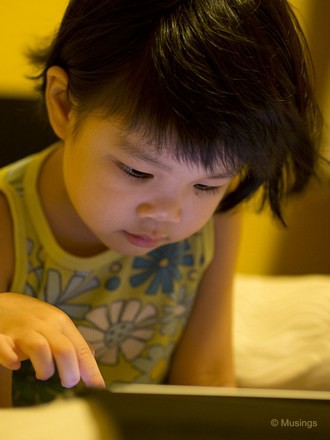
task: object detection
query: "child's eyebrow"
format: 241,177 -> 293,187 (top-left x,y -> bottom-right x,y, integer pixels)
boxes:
206,172 -> 233,180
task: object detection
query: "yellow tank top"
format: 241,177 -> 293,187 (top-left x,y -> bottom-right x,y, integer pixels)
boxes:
0,145 -> 214,406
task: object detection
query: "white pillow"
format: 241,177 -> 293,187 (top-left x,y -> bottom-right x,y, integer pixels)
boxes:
233,274 -> 330,391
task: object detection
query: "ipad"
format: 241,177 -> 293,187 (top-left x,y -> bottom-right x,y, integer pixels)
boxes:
87,384 -> 330,440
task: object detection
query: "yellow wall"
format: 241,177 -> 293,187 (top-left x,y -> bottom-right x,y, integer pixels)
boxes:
1,0 -> 329,274
0,0 -> 68,96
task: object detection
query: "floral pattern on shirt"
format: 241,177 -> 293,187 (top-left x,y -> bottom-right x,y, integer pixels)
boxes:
130,241 -> 194,295
133,344 -> 175,383
160,286 -> 195,335
42,269 -> 98,319
78,300 -> 158,364
24,239 -> 44,297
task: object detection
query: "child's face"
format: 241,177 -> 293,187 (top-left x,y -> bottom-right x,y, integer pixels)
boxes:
62,115 -> 233,256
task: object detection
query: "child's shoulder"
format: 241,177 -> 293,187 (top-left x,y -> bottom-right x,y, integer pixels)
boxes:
0,146 -> 56,197
0,149 -> 43,185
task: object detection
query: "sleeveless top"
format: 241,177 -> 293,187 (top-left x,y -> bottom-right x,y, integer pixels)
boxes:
0,145 -> 215,406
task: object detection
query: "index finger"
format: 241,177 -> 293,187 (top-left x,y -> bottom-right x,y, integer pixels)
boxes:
76,343 -> 106,388
63,325 -> 105,388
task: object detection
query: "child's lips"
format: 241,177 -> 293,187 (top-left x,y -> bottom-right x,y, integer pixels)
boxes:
124,231 -> 167,248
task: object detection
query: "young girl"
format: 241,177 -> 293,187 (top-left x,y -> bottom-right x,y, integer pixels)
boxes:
0,0 -> 322,406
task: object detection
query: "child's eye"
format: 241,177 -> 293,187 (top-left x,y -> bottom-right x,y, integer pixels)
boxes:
194,184 -> 221,195
122,165 -> 152,179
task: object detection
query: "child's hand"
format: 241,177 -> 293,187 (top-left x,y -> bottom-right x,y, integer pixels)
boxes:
0,293 -> 105,389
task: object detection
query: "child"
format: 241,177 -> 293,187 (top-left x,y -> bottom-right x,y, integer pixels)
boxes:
0,0 -> 322,406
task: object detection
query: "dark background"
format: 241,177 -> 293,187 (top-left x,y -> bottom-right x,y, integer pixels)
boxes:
0,97 -> 57,167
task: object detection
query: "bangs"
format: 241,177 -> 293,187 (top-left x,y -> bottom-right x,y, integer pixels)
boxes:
73,52 -> 281,184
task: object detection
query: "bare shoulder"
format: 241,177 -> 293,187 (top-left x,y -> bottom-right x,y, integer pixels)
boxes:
0,192 -> 15,292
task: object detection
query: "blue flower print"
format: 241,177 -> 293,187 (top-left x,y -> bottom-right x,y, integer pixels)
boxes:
130,241 -> 194,295
78,300 -> 158,365
105,261 -> 123,291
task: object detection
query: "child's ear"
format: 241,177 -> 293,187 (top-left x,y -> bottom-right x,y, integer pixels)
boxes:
45,66 -> 72,140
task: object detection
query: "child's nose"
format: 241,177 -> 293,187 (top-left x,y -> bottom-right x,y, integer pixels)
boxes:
137,198 -> 182,223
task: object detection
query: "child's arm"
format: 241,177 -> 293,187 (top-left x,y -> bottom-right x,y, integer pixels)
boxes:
0,193 -> 105,396
167,209 -> 242,387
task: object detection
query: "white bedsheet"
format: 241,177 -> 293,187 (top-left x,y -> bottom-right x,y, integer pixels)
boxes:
234,274 -> 330,391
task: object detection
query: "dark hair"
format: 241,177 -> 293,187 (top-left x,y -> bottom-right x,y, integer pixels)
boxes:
29,0 -> 323,222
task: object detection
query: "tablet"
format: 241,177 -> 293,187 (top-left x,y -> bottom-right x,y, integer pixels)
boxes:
87,384 -> 330,440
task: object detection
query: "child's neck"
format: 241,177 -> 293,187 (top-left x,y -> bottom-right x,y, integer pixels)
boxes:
38,144 -> 108,258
